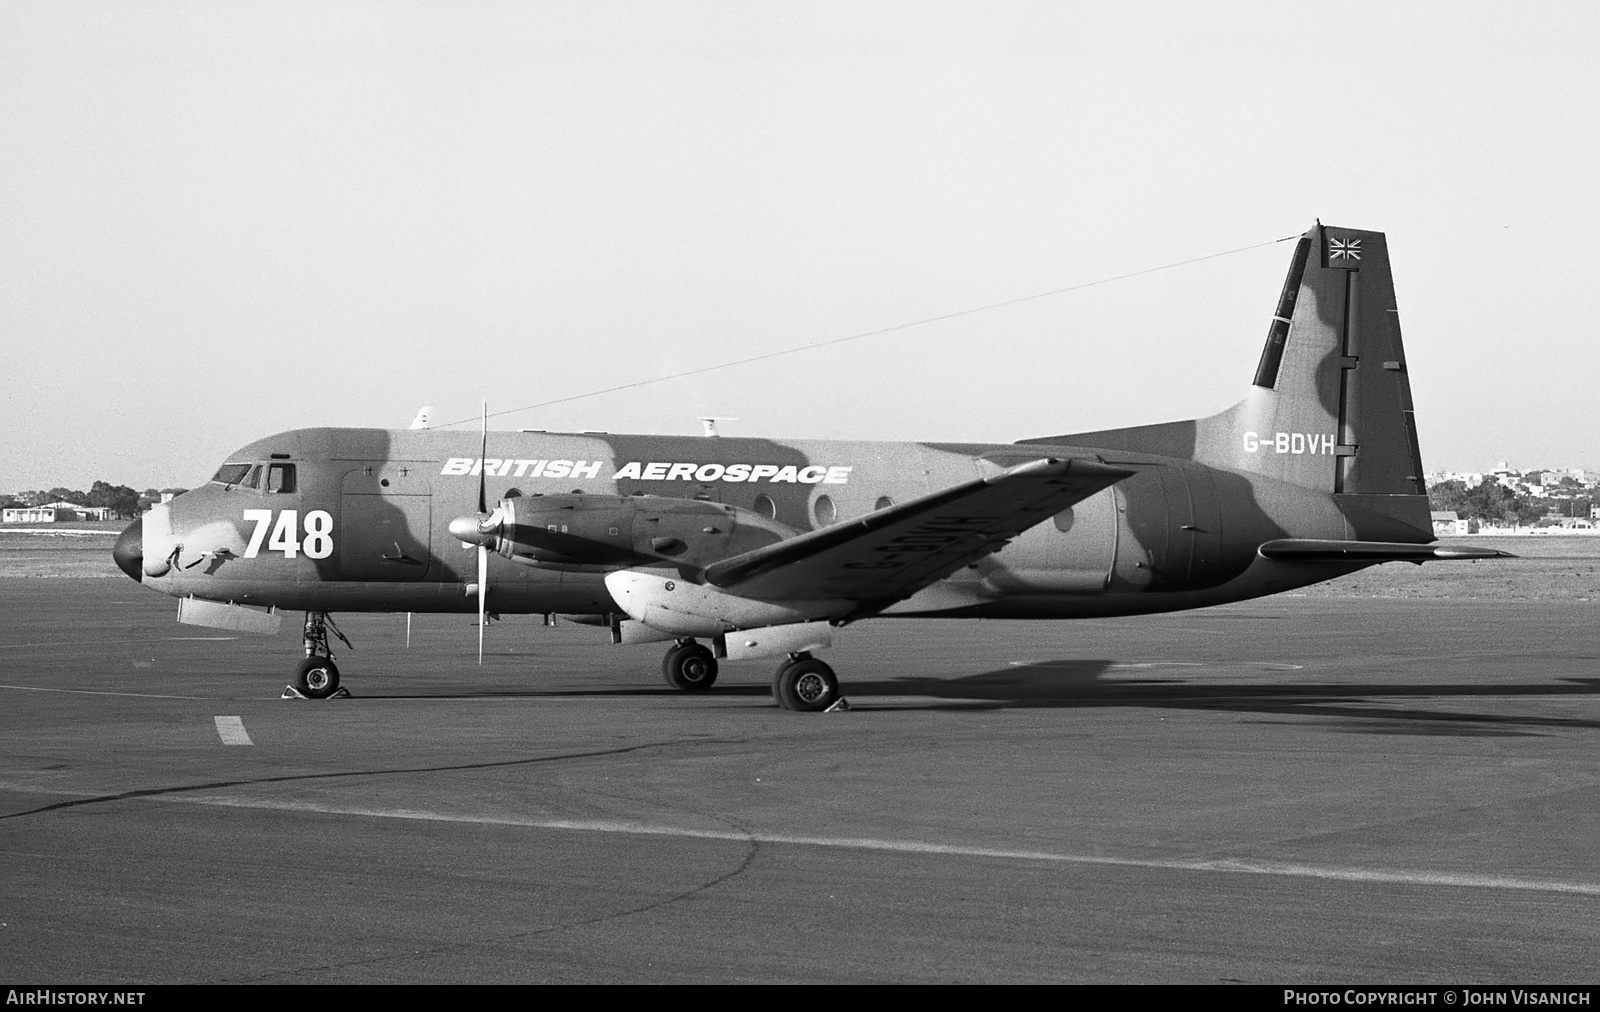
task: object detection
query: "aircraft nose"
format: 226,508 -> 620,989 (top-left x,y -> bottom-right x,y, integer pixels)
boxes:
112,519 -> 142,581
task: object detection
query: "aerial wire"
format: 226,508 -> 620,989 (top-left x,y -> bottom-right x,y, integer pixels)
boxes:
429,233 -> 1298,430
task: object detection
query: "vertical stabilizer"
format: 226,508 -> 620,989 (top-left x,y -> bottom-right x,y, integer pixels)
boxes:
1209,224 -> 1426,497
1022,223 -> 1432,534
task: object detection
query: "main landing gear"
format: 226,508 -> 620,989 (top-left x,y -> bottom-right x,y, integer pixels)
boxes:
662,639 -> 718,691
658,641 -> 844,711
773,653 -> 841,712
285,611 -> 352,700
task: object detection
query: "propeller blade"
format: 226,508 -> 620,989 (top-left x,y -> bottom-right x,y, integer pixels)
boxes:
477,399 -> 489,664
477,544 -> 487,665
477,400 -> 489,516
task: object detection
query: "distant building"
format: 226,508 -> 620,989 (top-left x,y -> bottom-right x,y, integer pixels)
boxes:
1,501 -> 112,523
3,506 -> 77,523
1431,510 -> 1470,536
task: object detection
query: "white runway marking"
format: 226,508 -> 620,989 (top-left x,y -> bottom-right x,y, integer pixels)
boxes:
0,635 -> 237,650
213,716 -> 253,746
159,794 -> 1600,898
0,779 -> 1593,897
1004,660 -> 1305,672
0,528 -> 112,536
0,684 -> 205,700
1109,661 -> 1205,669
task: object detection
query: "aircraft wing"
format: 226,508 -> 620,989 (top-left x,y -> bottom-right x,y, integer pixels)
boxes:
1257,539 -> 1514,563
702,457 -> 1131,607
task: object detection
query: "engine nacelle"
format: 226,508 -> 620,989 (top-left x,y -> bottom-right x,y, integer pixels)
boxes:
604,569 -> 851,637
494,493 -> 796,571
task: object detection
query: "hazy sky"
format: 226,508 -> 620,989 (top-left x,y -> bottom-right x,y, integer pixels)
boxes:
3,1 -> 1596,491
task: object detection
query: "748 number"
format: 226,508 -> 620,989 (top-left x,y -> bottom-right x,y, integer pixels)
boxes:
242,509 -> 333,560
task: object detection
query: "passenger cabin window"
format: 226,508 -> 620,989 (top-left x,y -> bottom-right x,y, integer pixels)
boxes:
813,495 -> 837,526
752,494 -> 776,520
265,463 -> 296,494
211,463 -> 251,487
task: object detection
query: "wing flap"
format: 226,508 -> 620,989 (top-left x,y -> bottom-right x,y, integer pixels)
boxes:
704,457 -> 1131,604
1258,539 -> 1515,563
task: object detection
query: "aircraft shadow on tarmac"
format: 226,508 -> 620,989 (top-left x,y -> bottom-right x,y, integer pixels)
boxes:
370,664 -> 1600,737
839,661 -> 1600,736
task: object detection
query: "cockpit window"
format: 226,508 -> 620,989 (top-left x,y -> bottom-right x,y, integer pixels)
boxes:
265,463 -> 296,494
211,463 -> 252,487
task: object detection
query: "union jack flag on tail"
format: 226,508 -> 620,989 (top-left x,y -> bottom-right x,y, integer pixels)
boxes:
1322,227 -> 1364,270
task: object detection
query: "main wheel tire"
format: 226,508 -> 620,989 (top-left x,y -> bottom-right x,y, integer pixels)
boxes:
296,656 -> 340,699
773,658 -> 838,712
660,642 -> 688,681
663,642 -> 718,691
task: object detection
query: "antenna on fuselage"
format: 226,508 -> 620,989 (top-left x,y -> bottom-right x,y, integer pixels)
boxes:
408,406 -> 434,430
698,417 -> 738,437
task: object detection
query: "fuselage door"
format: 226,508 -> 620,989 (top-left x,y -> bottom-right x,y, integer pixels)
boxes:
339,462 -> 433,581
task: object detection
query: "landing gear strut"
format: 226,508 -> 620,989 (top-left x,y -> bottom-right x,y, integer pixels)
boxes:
773,652 -> 840,712
662,639 -> 718,691
291,611 -> 352,699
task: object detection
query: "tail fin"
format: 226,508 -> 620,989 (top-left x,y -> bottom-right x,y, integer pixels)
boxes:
1027,223 -> 1428,499
1220,223 -> 1426,497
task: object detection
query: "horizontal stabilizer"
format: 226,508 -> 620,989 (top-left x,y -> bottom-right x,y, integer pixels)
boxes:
1257,539 -> 1514,564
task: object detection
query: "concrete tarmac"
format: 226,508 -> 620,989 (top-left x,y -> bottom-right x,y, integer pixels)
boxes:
2,579 -> 1598,983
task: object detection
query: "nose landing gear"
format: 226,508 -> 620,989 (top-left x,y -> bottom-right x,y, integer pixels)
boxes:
294,655 -> 341,698
283,611 -> 353,699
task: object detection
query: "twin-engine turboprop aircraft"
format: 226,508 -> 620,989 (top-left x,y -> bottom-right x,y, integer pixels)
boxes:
112,224 -> 1503,710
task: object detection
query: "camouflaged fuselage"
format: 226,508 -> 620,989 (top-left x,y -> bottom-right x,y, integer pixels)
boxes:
134,425 -> 1432,621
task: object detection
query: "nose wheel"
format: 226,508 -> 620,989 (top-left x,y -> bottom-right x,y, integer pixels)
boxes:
285,611 -> 352,700
295,655 -> 341,699
662,639 -> 718,691
773,653 -> 840,712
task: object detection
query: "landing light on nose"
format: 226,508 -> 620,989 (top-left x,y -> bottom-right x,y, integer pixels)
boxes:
113,519 -> 142,581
